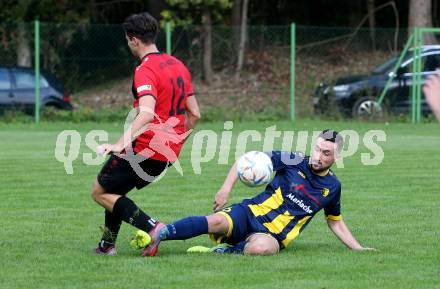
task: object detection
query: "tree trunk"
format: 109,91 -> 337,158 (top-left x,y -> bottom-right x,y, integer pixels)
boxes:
90,0 -> 97,22
235,0 -> 249,80
231,0 -> 242,58
434,0 -> 439,27
367,0 -> 376,51
409,0 -> 436,44
147,0 -> 166,22
16,23 -> 31,67
202,8 -> 213,84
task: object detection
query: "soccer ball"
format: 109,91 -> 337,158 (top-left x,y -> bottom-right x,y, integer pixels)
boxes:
237,151 -> 273,187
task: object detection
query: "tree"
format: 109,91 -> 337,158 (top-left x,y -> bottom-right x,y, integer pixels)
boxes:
409,0 -> 436,44
235,0 -> 249,79
367,0 -> 376,51
231,0 -> 241,53
147,0 -> 167,22
0,0 -> 34,67
202,6 -> 213,83
0,0 -> 93,67
161,0 -> 231,84
16,22 -> 31,67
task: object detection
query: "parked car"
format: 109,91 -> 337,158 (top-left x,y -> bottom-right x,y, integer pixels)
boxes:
313,45 -> 440,118
0,67 -> 72,113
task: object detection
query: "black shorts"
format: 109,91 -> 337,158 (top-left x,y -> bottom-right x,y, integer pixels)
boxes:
97,154 -> 170,195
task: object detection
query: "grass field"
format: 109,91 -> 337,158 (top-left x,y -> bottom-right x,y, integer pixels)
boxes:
1,119 -> 439,289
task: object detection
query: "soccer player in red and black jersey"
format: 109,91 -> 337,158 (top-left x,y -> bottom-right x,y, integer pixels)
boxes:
91,12 -> 200,256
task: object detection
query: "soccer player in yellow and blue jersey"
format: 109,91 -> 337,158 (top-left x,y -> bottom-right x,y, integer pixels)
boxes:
141,130 -> 375,256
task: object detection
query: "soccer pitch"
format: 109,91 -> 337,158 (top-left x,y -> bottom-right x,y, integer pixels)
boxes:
1,120 -> 439,289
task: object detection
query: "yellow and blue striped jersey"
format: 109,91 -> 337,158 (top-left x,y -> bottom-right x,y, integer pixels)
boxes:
242,151 -> 342,248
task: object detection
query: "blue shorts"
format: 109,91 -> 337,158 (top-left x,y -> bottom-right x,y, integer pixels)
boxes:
210,203 -> 273,245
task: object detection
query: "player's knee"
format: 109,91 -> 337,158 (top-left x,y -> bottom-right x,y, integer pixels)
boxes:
91,188 -> 100,203
243,244 -> 265,255
91,181 -> 104,203
244,243 -> 277,256
243,235 -> 279,256
207,214 -> 229,233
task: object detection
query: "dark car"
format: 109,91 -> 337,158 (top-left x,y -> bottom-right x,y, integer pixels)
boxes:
313,45 -> 440,118
0,67 -> 72,113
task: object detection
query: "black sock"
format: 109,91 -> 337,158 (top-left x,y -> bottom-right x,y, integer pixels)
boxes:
101,210 -> 122,244
112,196 -> 156,233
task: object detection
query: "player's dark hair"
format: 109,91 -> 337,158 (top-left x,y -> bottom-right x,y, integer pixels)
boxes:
318,129 -> 343,153
122,12 -> 158,44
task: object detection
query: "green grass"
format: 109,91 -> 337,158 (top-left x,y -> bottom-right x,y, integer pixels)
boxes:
0,119 -> 439,289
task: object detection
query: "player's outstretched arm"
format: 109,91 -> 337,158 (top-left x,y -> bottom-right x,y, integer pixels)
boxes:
327,219 -> 376,251
184,94 -> 201,130
213,161 -> 238,212
423,69 -> 440,122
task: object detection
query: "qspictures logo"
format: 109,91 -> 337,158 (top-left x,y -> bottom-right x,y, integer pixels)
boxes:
54,107 -> 387,180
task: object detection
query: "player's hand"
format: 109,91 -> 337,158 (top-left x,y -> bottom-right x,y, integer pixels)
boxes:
213,189 -> 230,212
96,143 -> 124,156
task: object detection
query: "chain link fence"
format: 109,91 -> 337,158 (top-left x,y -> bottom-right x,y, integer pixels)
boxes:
169,25 -> 291,120
1,21 -> 424,121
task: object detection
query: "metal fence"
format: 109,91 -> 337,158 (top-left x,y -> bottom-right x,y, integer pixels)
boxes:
1,21 -> 432,122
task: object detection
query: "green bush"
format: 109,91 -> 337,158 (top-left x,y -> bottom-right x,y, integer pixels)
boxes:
0,109 -> 34,123
41,106 -> 130,123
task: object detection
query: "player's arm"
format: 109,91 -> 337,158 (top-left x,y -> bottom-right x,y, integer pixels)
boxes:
324,185 -> 376,251
326,218 -> 376,251
99,95 -> 155,155
423,69 -> 440,122
213,161 -> 238,212
184,94 -> 201,130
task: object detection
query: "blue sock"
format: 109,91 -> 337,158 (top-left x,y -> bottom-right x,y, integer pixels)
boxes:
219,241 -> 246,254
161,216 -> 208,240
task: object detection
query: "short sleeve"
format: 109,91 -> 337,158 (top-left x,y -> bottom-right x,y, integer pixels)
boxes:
184,67 -> 194,96
267,151 -> 304,171
134,67 -> 157,99
324,185 -> 342,221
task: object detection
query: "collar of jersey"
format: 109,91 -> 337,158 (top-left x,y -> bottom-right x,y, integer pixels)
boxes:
141,52 -> 162,61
